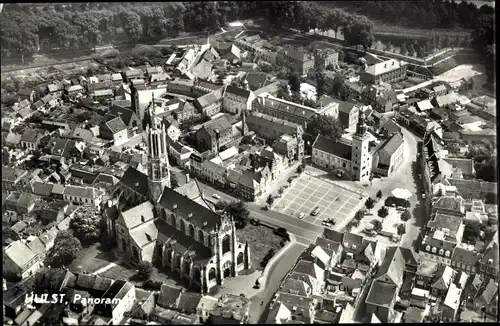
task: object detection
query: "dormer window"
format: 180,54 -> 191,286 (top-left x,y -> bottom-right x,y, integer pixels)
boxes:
431,247 -> 437,254
426,245 -> 431,252
439,249 -> 444,256
445,251 -> 450,257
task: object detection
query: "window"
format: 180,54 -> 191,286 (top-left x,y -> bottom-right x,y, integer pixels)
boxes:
431,247 -> 437,254
445,251 -> 450,257
438,249 -> 444,256
426,245 -> 430,252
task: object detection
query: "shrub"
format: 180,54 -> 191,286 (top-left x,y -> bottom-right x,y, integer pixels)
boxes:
354,210 -> 364,220
137,261 -> 153,280
401,210 -> 412,221
365,197 -> 375,210
378,206 -> 389,218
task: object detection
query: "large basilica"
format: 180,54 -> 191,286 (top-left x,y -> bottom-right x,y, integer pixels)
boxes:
103,105 -> 251,293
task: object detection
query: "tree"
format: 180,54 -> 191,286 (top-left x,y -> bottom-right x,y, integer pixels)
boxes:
288,73 -> 301,93
407,43 -> 415,56
70,205 -> 101,244
376,190 -> 382,200
442,35 -> 451,48
397,223 -> 406,236
475,158 -> 497,182
400,43 -> 408,56
354,210 -> 364,221
266,195 -> 274,207
296,165 -> 304,174
44,230 -> 82,268
378,206 -> 389,218
417,46 -> 426,58
424,41 -> 432,53
225,201 -> 250,229
434,34 -> 442,49
384,41 -> 393,52
306,114 -> 343,141
137,261 -> 153,279
463,223 -> 483,243
372,219 -> 382,232
316,70 -> 326,98
401,209 -> 412,222
365,197 -> 375,210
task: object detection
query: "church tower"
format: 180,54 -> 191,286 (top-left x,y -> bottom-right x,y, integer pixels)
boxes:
146,96 -> 171,204
351,108 -> 372,181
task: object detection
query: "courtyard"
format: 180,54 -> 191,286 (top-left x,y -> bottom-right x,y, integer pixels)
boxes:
68,243 -> 118,274
274,174 -> 365,228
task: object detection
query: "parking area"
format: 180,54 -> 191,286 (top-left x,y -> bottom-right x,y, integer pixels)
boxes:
274,174 -> 364,227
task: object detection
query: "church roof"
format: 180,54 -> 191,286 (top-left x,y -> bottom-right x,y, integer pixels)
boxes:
312,135 -> 352,160
156,220 -> 213,265
119,166 -> 149,195
121,201 -> 156,230
159,186 -> 223,230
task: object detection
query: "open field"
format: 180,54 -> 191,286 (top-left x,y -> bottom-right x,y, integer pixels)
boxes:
237,224 -> 283,271
68,243 -> 117,274
275,174 -> 364,227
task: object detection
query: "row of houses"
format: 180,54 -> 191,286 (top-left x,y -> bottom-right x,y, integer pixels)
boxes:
3,268 -> 251,325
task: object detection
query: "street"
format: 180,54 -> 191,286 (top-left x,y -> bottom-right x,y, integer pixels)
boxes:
248,242 -> 307,324
196,181 -> 322,246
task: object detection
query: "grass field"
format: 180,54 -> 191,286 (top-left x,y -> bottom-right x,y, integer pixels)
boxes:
237,224 -> 283,271
68,243 -> 117,274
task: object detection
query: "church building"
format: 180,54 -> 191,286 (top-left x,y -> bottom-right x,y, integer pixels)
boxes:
104,106 -> 251,294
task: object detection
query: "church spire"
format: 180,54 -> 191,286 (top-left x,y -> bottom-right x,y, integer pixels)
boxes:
355,108 -> 367,136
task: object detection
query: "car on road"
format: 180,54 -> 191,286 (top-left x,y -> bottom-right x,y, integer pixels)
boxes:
212,194 -> 221,200
298,213 -> 305,219
363,229 -> 378,236
422,193 -> 426,199
311,207 -> 320,216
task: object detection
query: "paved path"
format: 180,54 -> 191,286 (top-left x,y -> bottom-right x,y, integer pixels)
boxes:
91,260 -> 120,275
248,242 -> 306,324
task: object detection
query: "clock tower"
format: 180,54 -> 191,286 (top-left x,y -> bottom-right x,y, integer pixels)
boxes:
146,105 -> 171,204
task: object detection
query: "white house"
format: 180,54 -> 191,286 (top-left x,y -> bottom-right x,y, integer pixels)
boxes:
63,185 -> 103,208
222,85 -> 255,115
3,240 -> 43,280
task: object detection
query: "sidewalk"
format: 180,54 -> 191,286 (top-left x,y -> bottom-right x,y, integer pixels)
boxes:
92,260 -> 120,275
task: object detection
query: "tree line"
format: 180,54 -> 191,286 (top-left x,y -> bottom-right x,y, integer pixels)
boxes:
1,2 -> 376,58
0,2 -> 259,58
327,0 -> 494,30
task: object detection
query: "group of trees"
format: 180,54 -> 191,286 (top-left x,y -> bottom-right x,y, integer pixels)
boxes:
45,230 -> 83,268
306,114 -> 343,142
2,1 -> 379,59
399,34 -> 471,58
330,0 -> 494,30
215,200 -> 250,229
1,2 -> 257,58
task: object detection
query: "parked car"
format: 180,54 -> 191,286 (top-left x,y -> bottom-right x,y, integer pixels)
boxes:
422,194 -> 426,199
212,193 -> 221,200
311,207 -> 320,216
363,229 -> 377,236
298,213 -> 305,219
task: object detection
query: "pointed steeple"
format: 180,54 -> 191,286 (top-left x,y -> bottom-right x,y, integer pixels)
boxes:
355,108 -> 367,136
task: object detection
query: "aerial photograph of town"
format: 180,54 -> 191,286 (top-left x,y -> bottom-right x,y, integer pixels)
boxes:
1,1 -> 497,325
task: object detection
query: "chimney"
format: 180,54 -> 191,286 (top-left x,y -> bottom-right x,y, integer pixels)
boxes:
186,173 -> 190,183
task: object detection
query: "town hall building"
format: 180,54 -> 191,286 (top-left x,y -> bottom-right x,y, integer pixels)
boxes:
312,109 -> 405,181
104,107 -> 251,294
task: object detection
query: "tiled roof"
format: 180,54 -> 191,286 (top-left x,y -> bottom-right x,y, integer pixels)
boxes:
120,201 -> 156,230
157,284 -> 183,309
119,167 -> 149,195
365,280 -> 398,307
156,220 -> 213,264
158,185 -> 223,230
63,185 -> 98,199
177,292 -> 203,314
104,116 -> 127,134
5,240 -> 38,269
225,85 -> 252,99
375,246 -> 405,285
364,59 -> 407,77
377,133 -> 404,157
313,135 -> 352,161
